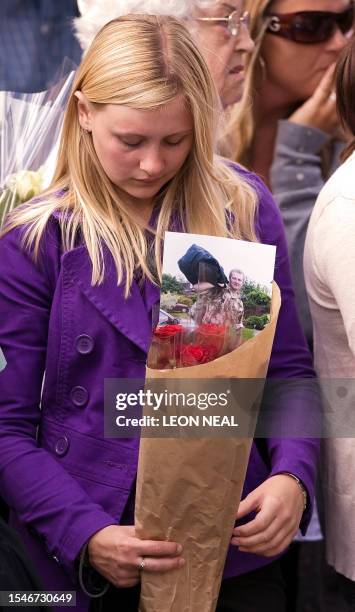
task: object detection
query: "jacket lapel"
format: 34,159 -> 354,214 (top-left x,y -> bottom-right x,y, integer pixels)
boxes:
62,246 -> 159,354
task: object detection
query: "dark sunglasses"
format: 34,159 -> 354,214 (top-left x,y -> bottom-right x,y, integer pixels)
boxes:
265,4 -> 354,44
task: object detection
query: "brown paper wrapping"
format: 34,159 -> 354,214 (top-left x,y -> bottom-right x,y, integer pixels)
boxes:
135,283 -> 281,612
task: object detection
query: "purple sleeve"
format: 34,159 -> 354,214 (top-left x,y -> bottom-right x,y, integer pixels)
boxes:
0,224 -> 116,579
237,167 -> 320,531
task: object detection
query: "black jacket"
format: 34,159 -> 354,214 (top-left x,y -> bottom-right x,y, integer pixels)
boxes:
0,517 -> 50,611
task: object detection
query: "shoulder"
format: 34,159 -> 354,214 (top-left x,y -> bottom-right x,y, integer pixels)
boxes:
305,159 -> 355,284
307,153 -> 355,243
315,153 -> 355,213
0,208 -> 64,294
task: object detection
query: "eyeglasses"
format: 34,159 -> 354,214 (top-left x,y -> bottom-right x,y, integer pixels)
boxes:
194,10 -> 250,37
265,4 -> 354,44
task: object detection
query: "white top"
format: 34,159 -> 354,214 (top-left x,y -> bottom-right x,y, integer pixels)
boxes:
304,150 -> 355,580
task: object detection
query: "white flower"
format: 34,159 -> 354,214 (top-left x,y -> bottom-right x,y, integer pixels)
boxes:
7,168 -> 45,202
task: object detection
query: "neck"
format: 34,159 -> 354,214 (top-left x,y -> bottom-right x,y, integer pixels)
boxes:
120,193 -> 155,226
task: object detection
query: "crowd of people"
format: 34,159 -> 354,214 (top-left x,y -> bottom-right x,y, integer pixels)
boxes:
0,1 -> 354,611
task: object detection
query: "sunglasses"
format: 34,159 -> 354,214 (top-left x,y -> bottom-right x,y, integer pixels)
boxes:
265,4 -> 354,44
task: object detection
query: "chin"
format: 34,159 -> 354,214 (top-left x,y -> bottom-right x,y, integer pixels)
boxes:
222,89 -> 243,109
127,183 -> 167,200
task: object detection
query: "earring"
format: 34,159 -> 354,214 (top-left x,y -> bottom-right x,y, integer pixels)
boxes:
257,55 -> 267,85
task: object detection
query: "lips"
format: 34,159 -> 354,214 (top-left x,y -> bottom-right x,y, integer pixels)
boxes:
229,65 -> 244,75
133,177 -> 163,184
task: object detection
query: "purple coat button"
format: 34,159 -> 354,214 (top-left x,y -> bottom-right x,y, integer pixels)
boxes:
55,436 -> 69,457
75,335 -> 95,355
70,386 -> 89,407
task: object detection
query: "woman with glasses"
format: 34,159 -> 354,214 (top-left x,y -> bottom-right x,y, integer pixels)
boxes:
226,0 -> 353,348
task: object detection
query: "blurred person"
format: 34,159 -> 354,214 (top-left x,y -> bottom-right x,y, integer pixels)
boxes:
304,37 -> 355,612
0,0 -> 81,92
226,0 -> 353,347
0,12 -> 320,612
225,7 -> 352,608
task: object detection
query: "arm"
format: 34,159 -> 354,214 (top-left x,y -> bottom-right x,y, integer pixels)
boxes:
0,222 -> 184,587
312,196 -> 355,356
269,119 -> 331,344
229,170 -> 320,556
255,175 -> 319,529
0,224 -> 118,580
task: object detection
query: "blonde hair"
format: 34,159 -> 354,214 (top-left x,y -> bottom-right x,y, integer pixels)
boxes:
3,15 -> 258,296
221,0 -> 271,165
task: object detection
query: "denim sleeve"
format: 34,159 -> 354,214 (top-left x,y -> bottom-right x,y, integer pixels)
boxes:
270,120 -> 331,345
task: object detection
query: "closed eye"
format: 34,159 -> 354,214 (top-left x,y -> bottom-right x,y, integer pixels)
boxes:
119,139 -> 143,148
164,139 -> 184,147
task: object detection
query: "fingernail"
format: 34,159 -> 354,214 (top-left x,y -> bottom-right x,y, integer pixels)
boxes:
177,544 -> 183,554
178,558 -> 185,566
234,530 -> 241,537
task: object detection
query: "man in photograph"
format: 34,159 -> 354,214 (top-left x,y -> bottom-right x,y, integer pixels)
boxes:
224,269 -> 245,330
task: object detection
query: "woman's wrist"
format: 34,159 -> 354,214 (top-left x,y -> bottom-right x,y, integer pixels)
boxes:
279,472 -> 307,512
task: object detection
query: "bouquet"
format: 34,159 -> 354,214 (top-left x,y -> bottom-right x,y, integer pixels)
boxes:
135,233 -> 280,612
0,70 -> 75,226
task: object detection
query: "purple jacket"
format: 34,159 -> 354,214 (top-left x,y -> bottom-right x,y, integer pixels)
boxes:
0,168 -> 318,610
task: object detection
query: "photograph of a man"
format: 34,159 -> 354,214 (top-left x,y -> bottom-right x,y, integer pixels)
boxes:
225,269 -> 245,330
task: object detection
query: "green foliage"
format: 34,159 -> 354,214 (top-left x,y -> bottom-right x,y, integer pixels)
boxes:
241,328 -> 255,341
0,189 -> 20,228
245,314 -> 269,330
177,295 -> 193,306
242,279 -> 271,308
162,274 -> 185,294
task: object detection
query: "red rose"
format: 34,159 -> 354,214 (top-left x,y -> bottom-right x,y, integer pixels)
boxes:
196,324 -> 225,336
194,324 -> 226,357
153,325 -> 183,339
180,344 -> 219,367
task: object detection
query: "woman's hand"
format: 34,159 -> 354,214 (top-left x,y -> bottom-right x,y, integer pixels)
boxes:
289,63 -> 339,137
230,474 -> 305,557
87,525 -> 184,588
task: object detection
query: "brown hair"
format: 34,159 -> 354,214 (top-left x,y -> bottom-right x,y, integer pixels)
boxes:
336,37 -> 355,162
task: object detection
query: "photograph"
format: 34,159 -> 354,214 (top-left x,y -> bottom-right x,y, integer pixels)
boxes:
161,231 -> 276,337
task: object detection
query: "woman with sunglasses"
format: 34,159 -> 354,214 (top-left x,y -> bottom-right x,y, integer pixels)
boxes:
304,38 -> 355,612
226,0 -> 353,348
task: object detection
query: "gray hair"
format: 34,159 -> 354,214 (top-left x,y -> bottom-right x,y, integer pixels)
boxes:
75,0 -> 217,50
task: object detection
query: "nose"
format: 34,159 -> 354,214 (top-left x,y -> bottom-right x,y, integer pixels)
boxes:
235,21 -> 255,54
139,146 -> 165,177
326,25 -> 351,52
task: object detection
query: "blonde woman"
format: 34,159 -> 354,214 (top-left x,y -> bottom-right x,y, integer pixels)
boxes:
227,0 -> 353,346
0,15 -> 317,612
